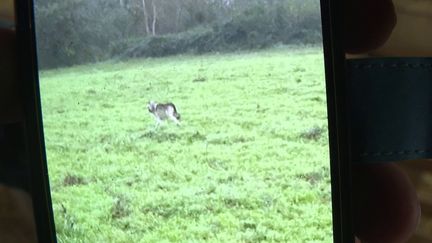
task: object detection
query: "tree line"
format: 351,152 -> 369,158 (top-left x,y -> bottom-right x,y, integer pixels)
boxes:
35,0 -> 322,68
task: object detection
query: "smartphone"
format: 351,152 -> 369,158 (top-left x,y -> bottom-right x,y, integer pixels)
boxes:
16,0 -> 354,242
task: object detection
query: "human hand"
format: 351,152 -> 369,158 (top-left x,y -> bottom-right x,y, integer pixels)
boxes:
0,185 -> 37,243
345,0 -> 432,57
353,164 -> 419,243
0,0 -> 23,124
345,0 -> 424,242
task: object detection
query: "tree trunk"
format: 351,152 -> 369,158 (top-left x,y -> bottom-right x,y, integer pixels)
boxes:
175,6 -> 182,32
142,0 -> 150,35
151,0 -> 157,36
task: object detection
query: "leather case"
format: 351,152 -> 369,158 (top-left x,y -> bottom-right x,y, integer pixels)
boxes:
347,58 -> 432,163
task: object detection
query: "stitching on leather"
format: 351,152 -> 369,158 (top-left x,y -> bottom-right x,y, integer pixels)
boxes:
351,61 -> 432,158
360,149 -> 432,157
352,63 -> 432,69
349,61 -> 432,158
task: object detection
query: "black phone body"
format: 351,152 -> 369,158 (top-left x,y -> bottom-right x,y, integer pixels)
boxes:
14,0 -> 353,242
15,0 -> 57,242
319,0 -> 354,242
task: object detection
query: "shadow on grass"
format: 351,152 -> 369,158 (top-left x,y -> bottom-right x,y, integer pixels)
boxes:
140,130 -> 181,142
63,174 -> 88,187
299,126 -> 325,141
111,195 -> 131,220
141,130 -> 207,143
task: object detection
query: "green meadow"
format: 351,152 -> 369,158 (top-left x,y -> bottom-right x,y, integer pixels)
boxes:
39,46 -> 333,242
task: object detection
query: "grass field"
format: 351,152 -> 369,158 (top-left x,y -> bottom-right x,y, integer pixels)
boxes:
39,46 -> 333,242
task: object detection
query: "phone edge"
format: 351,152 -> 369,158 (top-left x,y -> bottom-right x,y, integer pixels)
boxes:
320,0 -> 354,242
15,0 -> 58,242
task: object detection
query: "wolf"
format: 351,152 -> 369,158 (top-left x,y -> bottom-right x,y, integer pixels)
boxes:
147,101 -> 181,126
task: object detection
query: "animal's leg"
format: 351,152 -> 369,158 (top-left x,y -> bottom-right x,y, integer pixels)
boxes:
154,118 -> 162,129
168,115 -> 181,126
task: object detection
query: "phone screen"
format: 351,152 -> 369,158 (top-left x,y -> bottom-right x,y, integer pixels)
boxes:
34,0 -> 334,241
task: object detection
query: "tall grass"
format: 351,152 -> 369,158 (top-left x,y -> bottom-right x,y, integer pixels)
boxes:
39,46 -> 332,242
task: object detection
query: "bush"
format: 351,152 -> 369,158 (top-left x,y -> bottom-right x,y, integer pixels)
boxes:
35,0 -> 144,69
120,2 -> 322,59
35,0 -> 322,68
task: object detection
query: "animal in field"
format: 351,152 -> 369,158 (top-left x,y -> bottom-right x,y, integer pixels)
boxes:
147,101 -> 181,126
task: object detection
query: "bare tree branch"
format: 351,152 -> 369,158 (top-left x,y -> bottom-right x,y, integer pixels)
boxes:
142,0 -> 150,35
151,0 -> 157,36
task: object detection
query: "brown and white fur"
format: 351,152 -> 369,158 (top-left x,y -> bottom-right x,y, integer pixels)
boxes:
147,101 -> 181,126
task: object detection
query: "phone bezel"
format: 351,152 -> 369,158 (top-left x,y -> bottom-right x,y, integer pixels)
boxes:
15,0 -> 57,242
320,0 -> 354,242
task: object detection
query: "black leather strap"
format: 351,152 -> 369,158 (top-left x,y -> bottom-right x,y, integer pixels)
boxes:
346,58 -> 432,163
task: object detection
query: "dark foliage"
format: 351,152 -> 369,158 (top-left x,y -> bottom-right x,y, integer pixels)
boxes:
35,0 -> 321,68
121,3 -> 321,59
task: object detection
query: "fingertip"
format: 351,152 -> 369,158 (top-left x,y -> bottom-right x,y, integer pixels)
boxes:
353,163 -> 420,243
0,25 -> 22,124
0,0 -> 15,21
344,0 -> 397,54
